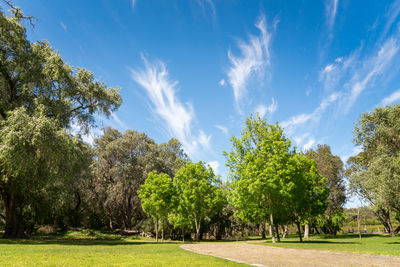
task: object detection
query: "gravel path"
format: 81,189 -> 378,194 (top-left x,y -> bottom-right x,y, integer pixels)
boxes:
181,242 -> 400,267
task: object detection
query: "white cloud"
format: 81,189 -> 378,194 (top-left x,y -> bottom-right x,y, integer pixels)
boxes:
255,104 -> 267,117
130,54 -> 211,155
110,112 -> 128,130
382,0 -> 400,39
344,37 -> 400,112
198,130 -> 212,150
218,79 -> 226,86
227,14 -> 272,111
196,0 -> 216,21
254,98 -> 277,117
324,64 -> 335,73
319,52 -> 358,92
293,133 -> 310,146
325,0 -> 339,29
215,125 -> 228,136
60,22 -> 67,32
282,92 -> 340,134
207,161 -> 220,174
380,89 -> 400,106
303,137 -> 316,152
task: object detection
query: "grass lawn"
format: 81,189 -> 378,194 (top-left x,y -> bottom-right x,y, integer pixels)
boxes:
254,233 -> 400,257
0,231 -> 247,266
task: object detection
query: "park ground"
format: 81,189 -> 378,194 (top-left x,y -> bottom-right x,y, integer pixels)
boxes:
1,231 -> 400,266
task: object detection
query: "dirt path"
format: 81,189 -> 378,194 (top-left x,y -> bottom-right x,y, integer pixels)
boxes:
181,242 -> 400,267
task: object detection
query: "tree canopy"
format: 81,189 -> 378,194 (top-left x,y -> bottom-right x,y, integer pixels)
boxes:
0,5 -> 121,237
347,104 -> 400,236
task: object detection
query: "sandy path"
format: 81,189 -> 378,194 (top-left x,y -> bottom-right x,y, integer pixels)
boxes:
181,242 -> 400,267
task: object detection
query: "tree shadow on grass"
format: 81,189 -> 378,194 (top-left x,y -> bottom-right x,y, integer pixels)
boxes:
0,237 -> 179,246
277,240 -> 358,245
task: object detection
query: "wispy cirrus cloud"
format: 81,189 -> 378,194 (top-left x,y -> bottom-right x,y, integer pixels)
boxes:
319,24 -> 400,112
380,89 -> 400,106
110,112 -> 128,130
196,0 -> 216,21
287,6 -> 400,144
344,36 -> 400,112
381,0 -> 400,39
130,54 -> 211,156
254,98 -> 277,118
227,14 -> 273,112
282,92 -> 340,135
215,125 -> 228,136
325,0 -> 339,30
60,22 -> 67,32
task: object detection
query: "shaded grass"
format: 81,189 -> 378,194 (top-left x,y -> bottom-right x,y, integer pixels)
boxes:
0,231 -> 247,266
253,234 -> 400,257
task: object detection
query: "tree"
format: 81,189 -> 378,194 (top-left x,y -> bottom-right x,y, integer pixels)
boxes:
225,114 -> 293,243
173,161 -> 218,241
283,154 -> 329,242
91,128 -> 161,230
306,144 -> 346,235
138,171 -> 175,242
347,104 -> 400,236
159,138 -> 189,177
0,4 -> 121,238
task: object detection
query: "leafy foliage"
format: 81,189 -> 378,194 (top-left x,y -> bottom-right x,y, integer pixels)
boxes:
347,104 -> 400,236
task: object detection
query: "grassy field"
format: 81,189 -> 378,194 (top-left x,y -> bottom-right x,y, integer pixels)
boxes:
0,231 -> 246,266
255,233 -> 400,257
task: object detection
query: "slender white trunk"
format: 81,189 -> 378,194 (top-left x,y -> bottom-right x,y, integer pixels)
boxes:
270,213 -> 276,243
304,224 -> 309,238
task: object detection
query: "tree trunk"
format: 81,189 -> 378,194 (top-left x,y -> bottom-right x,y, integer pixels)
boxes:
194,219 -> 201,241
3,192 -> 27,239
269,213 -> 276,243
260,221 -> 266,239
161,220 -> 164,242
282,224 -> 288,238
357,208 -> 362,242
275,224 -> 280,242
376,208 -> 395,236
155,219 -> 159,242
296,221 -> 303,242
304,223 -> 309,239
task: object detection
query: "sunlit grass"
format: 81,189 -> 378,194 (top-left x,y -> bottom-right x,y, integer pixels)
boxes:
0,231 -> 246,266
254,233 -> 400,257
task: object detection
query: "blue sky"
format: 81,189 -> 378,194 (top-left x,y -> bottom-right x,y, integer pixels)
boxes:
11,0 -> 400,205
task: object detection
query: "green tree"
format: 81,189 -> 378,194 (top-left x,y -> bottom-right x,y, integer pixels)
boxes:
347,104 -> 400,236
0,4 -> 121,237
173,161 -> 218,240
159,138 -> 189,177
283,154 -> 329,242
138,171 -> 175,242
91,128 -> 160,230
225,114 -> 292,243
306,144 -> 346,235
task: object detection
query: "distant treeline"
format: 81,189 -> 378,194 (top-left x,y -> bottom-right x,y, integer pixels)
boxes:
1,2 -> 399,240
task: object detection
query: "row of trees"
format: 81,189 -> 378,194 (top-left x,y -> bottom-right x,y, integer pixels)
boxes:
137,115 -> 347,242
2,2 -> 398,240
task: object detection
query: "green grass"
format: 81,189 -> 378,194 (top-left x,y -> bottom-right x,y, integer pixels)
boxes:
254,234 -> 400,257
0,231 -> 247,266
